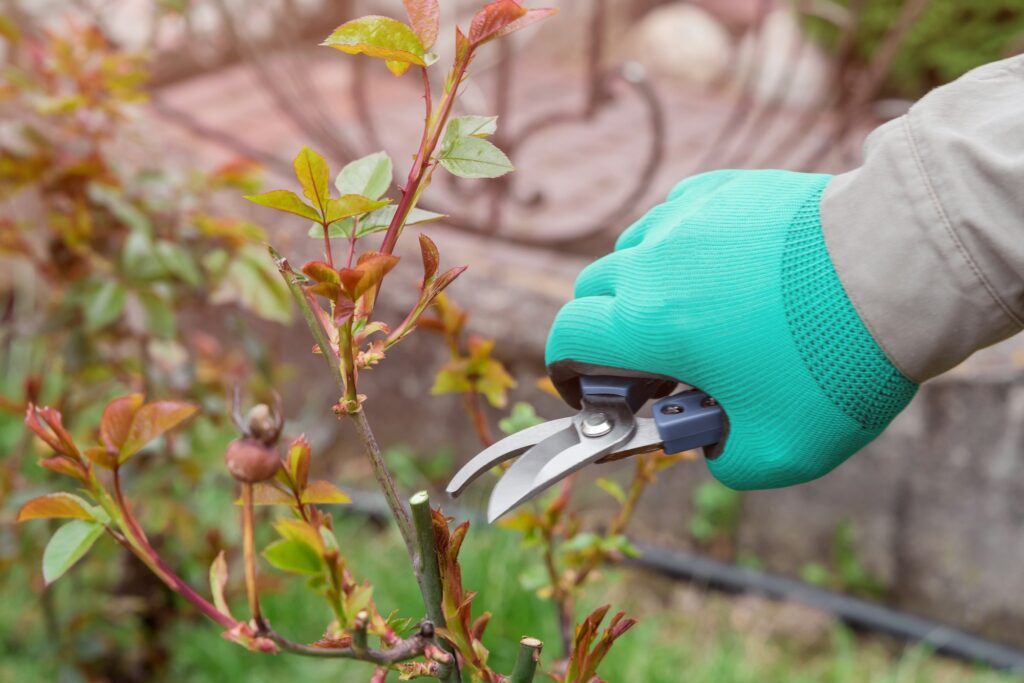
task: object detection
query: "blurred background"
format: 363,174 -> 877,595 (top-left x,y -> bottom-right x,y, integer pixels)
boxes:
3,0 -> 1024,681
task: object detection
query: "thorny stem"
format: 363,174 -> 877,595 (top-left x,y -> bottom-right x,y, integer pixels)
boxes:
545,455 -> 662,659
265,623 -> 437,663
540,479 -> 575,658
111,469 -> 236,630
379,53 -> 473,256
410,492 -> 461,683
346,217 -> 359,268
544,535 -> 574,658
322,222 -> 334,267
462,391 -> 494,447
241,483 -> 262,624
271,247 -> 341,380
350,409 -> 417,561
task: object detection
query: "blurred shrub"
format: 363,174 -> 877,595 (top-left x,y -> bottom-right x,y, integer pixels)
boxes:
0,20 -> 290,681
813,0 -> 1023,97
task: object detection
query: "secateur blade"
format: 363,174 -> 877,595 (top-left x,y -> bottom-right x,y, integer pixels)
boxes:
447,376 -> 668,521
486,396 -> 640,522
445,416 -> 574,497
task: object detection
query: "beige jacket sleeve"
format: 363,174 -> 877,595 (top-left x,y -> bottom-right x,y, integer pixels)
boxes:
821,54 -> 1024,383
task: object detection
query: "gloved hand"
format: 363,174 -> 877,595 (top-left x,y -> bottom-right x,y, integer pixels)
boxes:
545,169 -> 917,490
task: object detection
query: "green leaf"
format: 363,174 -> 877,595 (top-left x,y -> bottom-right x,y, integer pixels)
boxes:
438,136 -> 513,179
119,400 -> 197,463
595,478 -> 626,505
212,244 -> 293,323
84,280 -> 126,331
88,183 -> 152,233
321,16 -> 426,76
335,151 -> 393,199
445,115 -> 498,142
561,532 -> 601,554
800,562 -> 831,587
121,231 -> 166,281
293,147 -> 330,214
344,584 -> 374,623
244,190 -> 321,222
154,240 -> 202,287
324,195 -> 390,224
308,206 -> 446,239
498,402 -> 544,435
136,290 -> 176,339
42,520 -> 105,585
263,539 -> 322,576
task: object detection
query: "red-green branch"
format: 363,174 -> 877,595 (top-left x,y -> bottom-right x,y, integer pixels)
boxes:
110,469 -> 237,630
379,53 -> 473,256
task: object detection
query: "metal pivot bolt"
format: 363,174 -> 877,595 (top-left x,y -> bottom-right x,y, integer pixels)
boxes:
581,412 -> 613,438
661,404 -> 684,415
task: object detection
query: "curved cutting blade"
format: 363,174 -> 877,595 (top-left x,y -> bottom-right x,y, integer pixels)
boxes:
536,415 -> 660,484
486,426 -> 580,522
446,417 -> 574,497
487,399 -> 638,522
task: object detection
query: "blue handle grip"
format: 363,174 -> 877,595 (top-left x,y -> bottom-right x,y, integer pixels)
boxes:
652,390 -> 724,454
579,376 -> 724,453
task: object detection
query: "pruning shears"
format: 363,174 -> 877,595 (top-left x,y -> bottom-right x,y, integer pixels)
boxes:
446,375 -> 726,522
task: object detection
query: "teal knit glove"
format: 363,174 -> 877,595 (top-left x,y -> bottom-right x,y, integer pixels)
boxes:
545,170 -> 917,490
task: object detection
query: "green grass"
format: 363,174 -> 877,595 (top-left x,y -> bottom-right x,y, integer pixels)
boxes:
2,512 -> 1021,682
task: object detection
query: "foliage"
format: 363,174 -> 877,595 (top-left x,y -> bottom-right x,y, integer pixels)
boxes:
800,520 -> 887,600
9,2 -> 686,682
810,0 -> 1024,97
689,481 -> 742,551
0,19 -> 290,679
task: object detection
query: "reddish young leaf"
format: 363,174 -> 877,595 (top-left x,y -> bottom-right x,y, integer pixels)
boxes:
339,253 -> 400,301
17,492 -> 93,523
301,261 -> 340,285
83,446 -> 118,470
40,456 -> 88,482
402,0 -> 440,51
470,612 -> 491,641
333,297 -> 357,326
25,405 -> 80,459
119,400 -> 198,463
419,233 -> 439,281
491,7 -> 558,41
100,393 -> 143,452
429,265 -> 467,297
468,0 -> 527,45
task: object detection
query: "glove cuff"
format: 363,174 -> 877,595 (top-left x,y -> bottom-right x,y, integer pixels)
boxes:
783,188 -> 917,431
